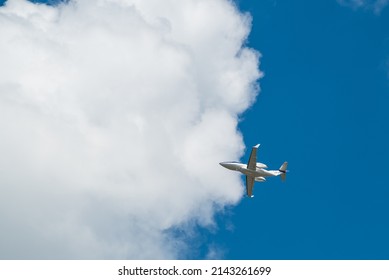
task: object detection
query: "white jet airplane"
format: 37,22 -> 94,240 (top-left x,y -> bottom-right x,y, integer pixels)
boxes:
219,144 -> 288,198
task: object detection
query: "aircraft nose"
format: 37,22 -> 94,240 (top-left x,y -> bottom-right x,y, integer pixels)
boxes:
219,162 -> 235,170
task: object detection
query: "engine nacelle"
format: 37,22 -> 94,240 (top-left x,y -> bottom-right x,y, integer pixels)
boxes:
255,177 -> 266,182
256,162 -> 268,169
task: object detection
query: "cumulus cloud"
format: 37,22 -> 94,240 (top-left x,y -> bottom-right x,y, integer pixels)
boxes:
337,0 -> 389,14
0,0 -> 261,259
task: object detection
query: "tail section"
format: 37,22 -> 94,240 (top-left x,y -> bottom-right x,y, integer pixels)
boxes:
279,162 -> 288,182
279,161 -> 288,172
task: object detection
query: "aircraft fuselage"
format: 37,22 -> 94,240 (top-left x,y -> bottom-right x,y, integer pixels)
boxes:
219,162 -> 279,178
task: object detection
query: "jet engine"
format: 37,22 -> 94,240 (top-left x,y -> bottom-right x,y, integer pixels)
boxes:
255,177 -> 266,182
256,162 -> 268,169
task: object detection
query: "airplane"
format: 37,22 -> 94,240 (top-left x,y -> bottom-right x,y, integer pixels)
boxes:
219,144 -> 288,198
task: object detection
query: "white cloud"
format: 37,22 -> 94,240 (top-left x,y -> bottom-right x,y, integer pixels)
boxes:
337,0 -> 389,14
0,0 -> 261,259
205,244 -> 227,259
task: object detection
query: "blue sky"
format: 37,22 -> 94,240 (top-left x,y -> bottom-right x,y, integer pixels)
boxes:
210,0 -> 389,259
1,0 -> 388,260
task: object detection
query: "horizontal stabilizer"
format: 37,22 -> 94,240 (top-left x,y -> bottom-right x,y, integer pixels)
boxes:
279,162 -> 288,182
279,161 -> 288,173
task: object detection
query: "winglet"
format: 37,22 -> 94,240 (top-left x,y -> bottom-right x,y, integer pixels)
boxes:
253,144 -> 260,149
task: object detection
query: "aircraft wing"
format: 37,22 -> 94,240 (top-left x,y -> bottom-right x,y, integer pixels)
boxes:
246,176 -> 254,197
247,144 -> 260,170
